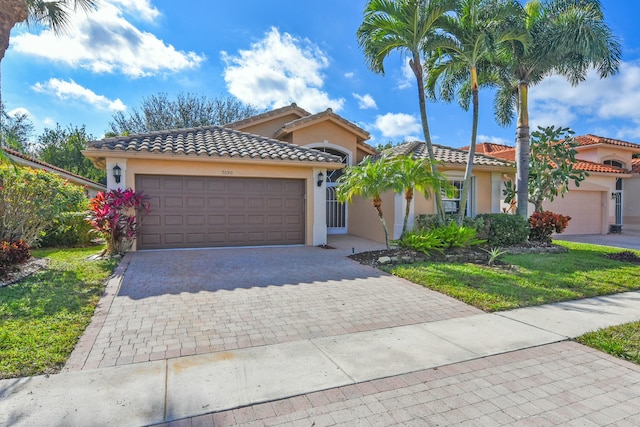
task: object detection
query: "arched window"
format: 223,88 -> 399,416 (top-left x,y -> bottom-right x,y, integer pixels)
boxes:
312,147 -> 348,182
604,159 -> 625,169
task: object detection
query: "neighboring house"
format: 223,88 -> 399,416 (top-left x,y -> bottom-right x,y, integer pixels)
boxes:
2,147 -> 106,197
475,134 -> 640,235
82,104 -> 516,249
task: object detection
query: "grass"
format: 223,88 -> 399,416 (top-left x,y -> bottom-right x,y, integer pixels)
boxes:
0,247 -> 118,379
389,241 -> 640,312
577,321 -> 640,365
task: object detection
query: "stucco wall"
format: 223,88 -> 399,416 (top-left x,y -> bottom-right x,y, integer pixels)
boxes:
347,191 -> 395,244
229,112 -> 303,138
290,122 -> 360,158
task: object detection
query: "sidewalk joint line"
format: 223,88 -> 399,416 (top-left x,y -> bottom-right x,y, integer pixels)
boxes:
309,339 -> 357,384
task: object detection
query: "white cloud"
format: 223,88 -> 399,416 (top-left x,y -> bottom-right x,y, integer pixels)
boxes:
344,72 -> 355,79
222,27 -> 344,112
528,61 -> 640,134
478,135 -> 511,146
374,112 -> 421,139
33,78 -> 127,111
109,0 -> 160,22
11,0 -> 204,78
397,57 -> 414,90
7,107 -> 31,117
353,93 -> 377,110
43,117 -> 56,127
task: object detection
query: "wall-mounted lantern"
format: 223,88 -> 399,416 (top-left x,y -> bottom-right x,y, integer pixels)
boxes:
113,164 -> 122,184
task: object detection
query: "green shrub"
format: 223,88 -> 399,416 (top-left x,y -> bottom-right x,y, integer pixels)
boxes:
398,222 -> 484,254
529,211 -> 571,244
38,210 -> 94,248
0,240 -> 30,277
0,165 -> 89,246
415,214 -> 480,231
397,232 -> 445,255
475,213 -> 529,246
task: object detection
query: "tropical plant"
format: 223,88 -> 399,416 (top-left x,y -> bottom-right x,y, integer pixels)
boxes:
0,239 -> 30,277
493,0 -> 621,218
87,189 -> 150,256
427,0 -> 528,225
528,210 -> 571,244
432,220 -> 485,249
481,246 -> 507,265
0,164 -> 87,245
503,125 -> 588,213
397,231 -> 446,254
336,155 -> 401,248
390,154 -> 449,237
357,0 -> 456,224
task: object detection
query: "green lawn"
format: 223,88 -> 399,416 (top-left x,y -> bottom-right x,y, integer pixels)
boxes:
577,321 -> 640,366
0,247 -> 118,379
389,241 -> 640,312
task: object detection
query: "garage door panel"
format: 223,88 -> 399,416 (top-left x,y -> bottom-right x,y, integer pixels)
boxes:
547,191 -> 602,235
164,197 -> 183,208
136,175 -> 305,249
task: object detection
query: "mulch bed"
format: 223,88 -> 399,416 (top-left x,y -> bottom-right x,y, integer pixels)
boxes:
606,251 -> 640,264
0,258 -> 49,288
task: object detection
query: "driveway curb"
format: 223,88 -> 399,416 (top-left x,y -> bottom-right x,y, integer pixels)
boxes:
63,253 -> 133,372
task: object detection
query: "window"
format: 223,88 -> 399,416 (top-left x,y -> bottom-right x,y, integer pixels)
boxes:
604,160 -> 625,169
442,179 -> 475,216
443,180 -> 464,214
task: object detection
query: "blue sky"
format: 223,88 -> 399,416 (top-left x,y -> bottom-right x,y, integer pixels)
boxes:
3,0 -> 640,147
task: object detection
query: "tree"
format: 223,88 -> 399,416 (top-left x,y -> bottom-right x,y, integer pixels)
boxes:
391,155 -> 449,236
493,0 -> 621,218
35,124 -> 106,184
108,93 -> 260,135
336,155 -> 401,248
503,125 -> 587,212
0,0 -> 96,159
1,103 -> 34,153
427,0 -> 528,225
357,0 -> 456,225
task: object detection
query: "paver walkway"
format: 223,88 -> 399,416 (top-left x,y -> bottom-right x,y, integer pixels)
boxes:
65,239 -> 480,371
3,236 -> 640,426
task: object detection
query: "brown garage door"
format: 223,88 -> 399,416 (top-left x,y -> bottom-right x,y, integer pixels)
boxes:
136,175 -> 305,249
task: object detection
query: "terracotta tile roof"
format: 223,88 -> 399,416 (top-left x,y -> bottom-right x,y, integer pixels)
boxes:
2,146 -> 106,190
274,108 -> 371,141
632,158 -> 640,173
575,134 -> 640,149
576,160 -> 628,174
466,142 -> 515,154
475,146 -> 629,174
387,141 -> 514,167
225,103 -> 311,129
86,125 -> 343,164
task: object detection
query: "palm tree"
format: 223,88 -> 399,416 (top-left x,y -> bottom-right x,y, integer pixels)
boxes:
391,154 -> 448,236
336,155 -> 401,248
357,0 -> 456,224
427,0 -> 528,225
493,0 -> 621,218
1,0 -> 97,62
0,0 -> 96,159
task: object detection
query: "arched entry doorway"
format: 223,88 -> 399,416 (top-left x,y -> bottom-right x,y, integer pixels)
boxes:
314,146 -> 348,234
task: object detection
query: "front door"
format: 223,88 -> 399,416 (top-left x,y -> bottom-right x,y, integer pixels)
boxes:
614,178 -> 623,225
315,147 -> 348,234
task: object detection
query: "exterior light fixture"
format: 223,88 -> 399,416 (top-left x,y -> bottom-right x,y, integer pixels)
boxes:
113,164 -> 122,184
317,172 -> 324,187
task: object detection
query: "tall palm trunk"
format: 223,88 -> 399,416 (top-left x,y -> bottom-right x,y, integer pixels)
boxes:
402,187 -> 413,237
457,66 -> 479,225
515,80 -> 530,218
372,195 -> 389,248
410,51 -> 445,225
0,0 -> 28,63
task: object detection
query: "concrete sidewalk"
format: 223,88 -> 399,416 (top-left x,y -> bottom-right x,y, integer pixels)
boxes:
2,291 -> 640,426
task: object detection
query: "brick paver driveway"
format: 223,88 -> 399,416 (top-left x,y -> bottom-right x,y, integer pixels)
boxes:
69,243 -> 481,370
